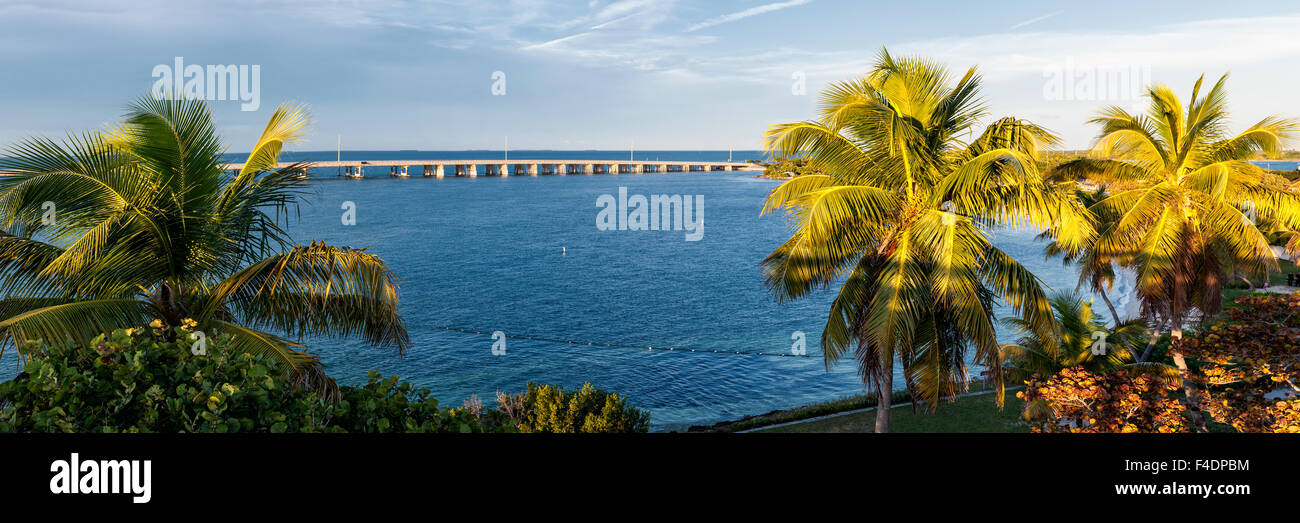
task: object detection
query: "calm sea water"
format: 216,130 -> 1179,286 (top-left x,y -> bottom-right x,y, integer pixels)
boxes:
246,150 -> 1112,428
1255,160 -> 1300,171
2,150 -> 1133,429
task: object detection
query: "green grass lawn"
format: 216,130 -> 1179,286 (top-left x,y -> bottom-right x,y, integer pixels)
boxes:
1222,259 -> 1297,306
755,390 -> 1029,433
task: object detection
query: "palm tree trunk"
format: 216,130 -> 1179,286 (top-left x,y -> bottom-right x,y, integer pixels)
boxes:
1139,329 -> 1160,363
1098,288 -> 1121,326
1169,328 -> 1208,433
875,363 -> 892,433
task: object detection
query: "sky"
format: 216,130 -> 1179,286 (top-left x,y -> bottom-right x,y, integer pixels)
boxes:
0,0 -> 1298,151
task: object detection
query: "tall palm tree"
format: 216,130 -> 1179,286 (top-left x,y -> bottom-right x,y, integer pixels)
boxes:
1051,75 -> 1300,431
0,96 -> 409,389
760,49 -> 1091,432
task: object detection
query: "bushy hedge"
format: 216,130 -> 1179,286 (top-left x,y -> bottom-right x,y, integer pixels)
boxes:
0,328 -> 648,433
497,382 -> 650,433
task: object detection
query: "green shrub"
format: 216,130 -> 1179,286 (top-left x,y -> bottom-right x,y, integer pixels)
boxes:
0,328 -> 506,433
497,382 -> 650,433
0,328 -> 651,433
761,157 -> 821,178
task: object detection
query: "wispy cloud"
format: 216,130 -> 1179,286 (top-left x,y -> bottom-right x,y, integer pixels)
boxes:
521,31 -> 593,50
684,0 -> 813,32
1009,10 -> 1062,30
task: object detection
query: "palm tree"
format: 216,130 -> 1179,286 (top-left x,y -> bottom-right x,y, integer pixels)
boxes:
0,96 -> 409,389
999,291 -> 1170,381
999,292 -> 1175,420
1041,185 -> 1125,326
760,49 -> 1091,432
1052,75 -> 1300,431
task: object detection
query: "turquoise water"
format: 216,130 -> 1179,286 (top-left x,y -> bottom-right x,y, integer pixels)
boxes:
2,150 -> 1122,429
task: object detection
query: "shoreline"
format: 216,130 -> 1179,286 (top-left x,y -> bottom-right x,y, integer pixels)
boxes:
684,378 -> 1004,433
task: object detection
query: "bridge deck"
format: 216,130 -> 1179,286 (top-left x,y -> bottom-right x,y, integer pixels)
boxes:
220,160 -> 760,170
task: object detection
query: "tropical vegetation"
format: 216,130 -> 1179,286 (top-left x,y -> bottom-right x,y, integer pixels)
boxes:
998,291 -> 1168,383
0,327 -> 650,433
497,382 -> 651,433
1040,186 -> 1126,325
760,157 -> 822,179
1178,294 -> 1300,433
759,47 -> 1089,432
0,97 -> 408,391
0,328 -> 494,433
759,51 -> 1300,433
1047,74 -> 1300,431
1018,367 -> 1189,433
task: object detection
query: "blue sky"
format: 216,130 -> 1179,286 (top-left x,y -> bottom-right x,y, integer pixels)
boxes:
1,0 -> 1298,151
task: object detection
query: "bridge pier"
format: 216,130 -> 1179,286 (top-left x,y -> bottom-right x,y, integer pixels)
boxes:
225,159 -> 751,180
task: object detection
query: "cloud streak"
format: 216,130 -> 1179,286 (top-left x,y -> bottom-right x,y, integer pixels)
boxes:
1009,10 -> 1062,30
684,0 -> 813,32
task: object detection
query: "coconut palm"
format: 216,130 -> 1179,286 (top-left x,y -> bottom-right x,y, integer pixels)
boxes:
1001,292 -> 1177,421
1051,75 -> 1300,430
999,291 -> 1170,382
760,49 -> 1092,432
1041,185 -> 1125,325
1000,292 -> 1176,421
0,96 -> 409,389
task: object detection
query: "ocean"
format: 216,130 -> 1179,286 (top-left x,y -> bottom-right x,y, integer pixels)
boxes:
0,150 -> 1141,429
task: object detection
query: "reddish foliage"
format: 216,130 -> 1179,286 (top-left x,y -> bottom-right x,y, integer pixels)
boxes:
1176,294 -> 1300,433
1019,367 -> 1188,433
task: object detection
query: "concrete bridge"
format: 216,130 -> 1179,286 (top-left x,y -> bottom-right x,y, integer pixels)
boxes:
220,160 -> 761,179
